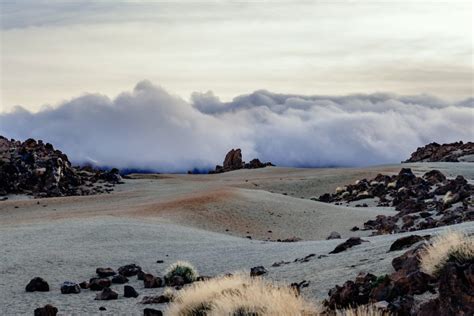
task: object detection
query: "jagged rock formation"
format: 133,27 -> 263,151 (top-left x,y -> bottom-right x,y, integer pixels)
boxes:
318,168 -> 474,235
405,141 -> 474,162
210,148 -> 274,173
0,136 -> 121,198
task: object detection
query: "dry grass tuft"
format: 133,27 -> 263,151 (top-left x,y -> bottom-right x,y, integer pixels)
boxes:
420,230 -> 474,276
336,304 -> 392,316
166,273 -> 320,316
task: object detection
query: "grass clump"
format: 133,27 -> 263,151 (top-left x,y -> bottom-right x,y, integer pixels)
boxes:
420,230 -> 474,276
165,261 -> 199,284
166,273 -> 320,316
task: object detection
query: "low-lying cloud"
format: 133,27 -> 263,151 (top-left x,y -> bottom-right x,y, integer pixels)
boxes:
1,80 -> 473,172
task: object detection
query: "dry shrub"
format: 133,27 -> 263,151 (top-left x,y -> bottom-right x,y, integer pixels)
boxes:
166,273 -> 320,316
165,261 -> 199,283
420,230 -> 474,276
336,304 -> 391,316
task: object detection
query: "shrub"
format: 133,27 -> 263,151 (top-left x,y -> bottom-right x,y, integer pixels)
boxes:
420,231 -> 474,276
336,304 -> 392,316
165,261 -> 199,284
166,274 -> 320,316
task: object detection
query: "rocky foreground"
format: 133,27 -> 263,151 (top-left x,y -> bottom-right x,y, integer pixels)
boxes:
404,141 -> 474,162
318,168 -> 473,235
0,136 -> 122,198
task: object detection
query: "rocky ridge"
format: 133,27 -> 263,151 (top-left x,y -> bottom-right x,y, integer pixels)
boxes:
404,141 -> 474,163
0,136 -> 122,198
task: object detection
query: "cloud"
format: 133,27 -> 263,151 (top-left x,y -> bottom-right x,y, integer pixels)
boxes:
1,80 -> 473,172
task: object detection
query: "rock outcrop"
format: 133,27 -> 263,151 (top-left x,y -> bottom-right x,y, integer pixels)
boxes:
404,141 -> 474,162
210,148 -> 274,173
318,168 -> 474,235
0,136 -> 122,197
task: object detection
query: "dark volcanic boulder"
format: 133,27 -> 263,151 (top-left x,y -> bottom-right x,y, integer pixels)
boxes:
26,277 -> 49,292
389,235 -> 426,252
112,274 -> 129,284
96,267 -> 116,277
89,278 -> 112,291
436,261 -> 474,315
250,266 -> 268,277
143,273 -> 163,288
124,285 -> 139,298
329,237 -> 367,254
60,281 -> 81,294
118,263 -> 142,277
34,304 -> 58,316
144,308 -> 164,316
95,287 -> 119,300
141,295 -> 171,304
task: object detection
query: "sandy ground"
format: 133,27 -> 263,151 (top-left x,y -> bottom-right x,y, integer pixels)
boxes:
0,163 -> 473,315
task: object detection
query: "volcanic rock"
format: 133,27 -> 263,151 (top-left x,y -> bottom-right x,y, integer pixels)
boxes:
118,263 -> 142,277
144,308 -> 164,316
95,287 -> 118,300
60,281 -> 81,294
89,278 -> 112,291
96,267 -> 116,277
26,277 -> 49,292
112,274 -> 129,284
250,266 -> 268,277
34,304 -> 58,316
404,141 -> 474,162
143,273 -> 163,288
210,148 -> 273,173
388,235 -> 427,252
329,237 -> 367,254
124,285 -> 139,298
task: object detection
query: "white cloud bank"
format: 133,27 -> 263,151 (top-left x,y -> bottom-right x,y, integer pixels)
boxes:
1,81 -> 473,172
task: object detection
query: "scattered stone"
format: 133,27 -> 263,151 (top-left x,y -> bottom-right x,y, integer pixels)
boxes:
34,304 -> 58,316
329,237 -> 367,254
250,266 -> 268,277
124,285 -> 139,298
96,267 -> 116,278
89,278 -> 112,291
60,281 -> 81,294
112,274 -> 129,284
95,287 -> 119,300
388,235 -> 428,252
137,270 -> 146,281
26,277 -> 49,292
143,273 -> 163,288
144,308 -> 163,316
326,231 -> 341,240
79,281 -> 89,289
350,226 -> 360,231
118,263 -> 142,277
156,260 -> 164,264
99,307 -> 106,311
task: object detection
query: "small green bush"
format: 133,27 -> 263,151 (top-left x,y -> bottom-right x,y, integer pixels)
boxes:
165,261 -> 199,284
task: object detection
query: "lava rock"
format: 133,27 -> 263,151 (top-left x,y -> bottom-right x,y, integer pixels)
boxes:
34,304 -> 58,316
96,267 -> 116,278
250,266 -> 268,277
26,277 -> 49,292
124,285 -> 139,298
143,273 -> 163,288
144,308 -> 163,316
118,263 -> 142,277
89,278 -> 112,291
329,237 -> 367,254
60,281 -> 81,294
95,287 -> 118,300
112,274 -> 129,284
388,235 -> 426,252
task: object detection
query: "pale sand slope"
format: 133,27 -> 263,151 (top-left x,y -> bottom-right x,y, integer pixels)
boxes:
1,218 -> 473,315
0,163 -> 472,314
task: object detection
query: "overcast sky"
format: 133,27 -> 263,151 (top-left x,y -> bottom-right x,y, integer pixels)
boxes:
1,0 -> 472,112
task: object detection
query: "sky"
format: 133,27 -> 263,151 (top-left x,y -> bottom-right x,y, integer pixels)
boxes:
1,0 -> 472,112
0,1 -> 473,171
